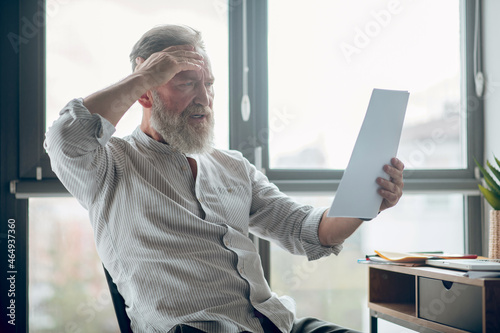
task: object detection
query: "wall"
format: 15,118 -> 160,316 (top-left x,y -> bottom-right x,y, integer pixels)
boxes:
482,0 -> 500,255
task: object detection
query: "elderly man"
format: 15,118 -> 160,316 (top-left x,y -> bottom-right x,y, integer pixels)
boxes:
45,25 -> 404,333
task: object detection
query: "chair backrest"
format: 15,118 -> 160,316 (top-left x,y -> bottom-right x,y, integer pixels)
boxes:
103,265 -> 133,333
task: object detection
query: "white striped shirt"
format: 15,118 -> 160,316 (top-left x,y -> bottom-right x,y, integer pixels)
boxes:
44,99 -> 341,333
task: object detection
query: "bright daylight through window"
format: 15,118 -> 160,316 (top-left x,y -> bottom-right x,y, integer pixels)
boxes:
267,1 -> 466,332
29,0 -> 472,332
268,0 -> 463,170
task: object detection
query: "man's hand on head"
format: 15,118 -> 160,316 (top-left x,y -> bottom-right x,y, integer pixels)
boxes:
134,45 -> 205,90
377,157 -> 405,212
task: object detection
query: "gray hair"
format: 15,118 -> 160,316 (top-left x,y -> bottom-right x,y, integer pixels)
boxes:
129,25 -> 205,71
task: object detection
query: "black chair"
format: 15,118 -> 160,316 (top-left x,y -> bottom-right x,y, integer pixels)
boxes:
103,265 -> 133,333
103,266 -> 202,333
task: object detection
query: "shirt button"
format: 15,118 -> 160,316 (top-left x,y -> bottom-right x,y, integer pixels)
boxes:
224,240 -> 230,247
239,267 -> 244,274
227,188 -> 233,193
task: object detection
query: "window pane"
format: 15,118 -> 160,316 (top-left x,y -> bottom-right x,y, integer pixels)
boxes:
270,193 -> 464,332
46,0 -> 229,148
29,198 -> 118,332
268,0 -> 463,170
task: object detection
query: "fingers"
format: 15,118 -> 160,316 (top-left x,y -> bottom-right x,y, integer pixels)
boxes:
134,44 -> 206,88
161,45 -> 205,62
160,46 -> 205,72
135,56 -> 145,69
137,45 -> 205,67
161,44 -> 198,53
376,177 -> 402,195
377,157 -> 405,211
377,180 -> 403,211
383,158 -> 404,185
390,157 -> 405,172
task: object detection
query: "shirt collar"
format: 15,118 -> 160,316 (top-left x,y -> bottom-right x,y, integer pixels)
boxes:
131,126 -> 175,155
130,127 -> 200,161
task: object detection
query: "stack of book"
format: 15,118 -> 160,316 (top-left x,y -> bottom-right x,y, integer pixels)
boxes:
359,250 -> 500,278
358,250 -> 477,267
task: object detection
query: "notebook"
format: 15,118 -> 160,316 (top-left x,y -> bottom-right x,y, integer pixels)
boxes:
328,88 -> 410,220
426,259 -> 500,271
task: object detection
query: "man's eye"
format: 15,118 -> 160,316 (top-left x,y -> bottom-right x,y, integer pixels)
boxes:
205,82 -> 214,87
184,82 -> 194,87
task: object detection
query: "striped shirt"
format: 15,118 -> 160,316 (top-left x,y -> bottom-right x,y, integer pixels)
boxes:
44,99 -> 342,333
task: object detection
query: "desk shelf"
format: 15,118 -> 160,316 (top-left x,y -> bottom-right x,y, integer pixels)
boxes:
368,265 -> 500,333
370,302 -> 415,317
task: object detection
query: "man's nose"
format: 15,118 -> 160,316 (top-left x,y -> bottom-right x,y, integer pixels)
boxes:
194,84 -> 210,106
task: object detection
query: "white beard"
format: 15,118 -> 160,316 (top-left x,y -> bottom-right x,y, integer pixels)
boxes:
149,91 -> 215,154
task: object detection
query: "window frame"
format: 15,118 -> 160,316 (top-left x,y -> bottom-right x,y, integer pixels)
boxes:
231,0 -> 484,192
15,1 -> 484,198
18,0 -> 51,180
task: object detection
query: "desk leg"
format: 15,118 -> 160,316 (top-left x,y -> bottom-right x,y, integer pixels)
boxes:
370,312 -> 378,333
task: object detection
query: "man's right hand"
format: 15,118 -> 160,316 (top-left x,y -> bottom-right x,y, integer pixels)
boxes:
82,45 -> 205,127
134,45 -> 205,91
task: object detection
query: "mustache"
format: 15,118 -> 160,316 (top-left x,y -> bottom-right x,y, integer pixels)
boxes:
182,105 -> 212,117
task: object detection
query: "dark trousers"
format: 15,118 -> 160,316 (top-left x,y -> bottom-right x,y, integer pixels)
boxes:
291,317 -> 361,333
168,317 -> 361,333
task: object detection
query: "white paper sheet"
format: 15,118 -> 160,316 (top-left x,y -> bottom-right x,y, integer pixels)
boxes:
327,88 -> 409,220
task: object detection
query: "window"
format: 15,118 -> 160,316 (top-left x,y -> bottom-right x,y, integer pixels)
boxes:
18,0 -> 230,182
29,198 -> 118,332
11,0 -> 483,332
231,1 -> 482,216
268,0 -> 463,170
19,0 -> 230,331
228,1 -> 482,331
45,0 -> 229,145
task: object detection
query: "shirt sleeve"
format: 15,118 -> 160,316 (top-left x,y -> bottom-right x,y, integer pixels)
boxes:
246,161 -> 342,261
44,98 -> 117,209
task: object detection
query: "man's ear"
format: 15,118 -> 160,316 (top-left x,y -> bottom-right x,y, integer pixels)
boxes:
138,91 -> 153,108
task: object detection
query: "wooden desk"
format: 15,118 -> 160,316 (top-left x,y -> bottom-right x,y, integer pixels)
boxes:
368,265 -> 500,333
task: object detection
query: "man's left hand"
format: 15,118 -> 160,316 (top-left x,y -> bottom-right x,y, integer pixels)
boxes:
377,157 -> 404,212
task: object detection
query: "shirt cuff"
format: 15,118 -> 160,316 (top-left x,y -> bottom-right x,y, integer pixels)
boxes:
60,98 -> 116,146
300,207 -> 343,261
